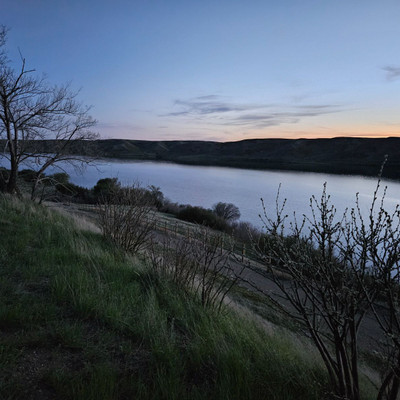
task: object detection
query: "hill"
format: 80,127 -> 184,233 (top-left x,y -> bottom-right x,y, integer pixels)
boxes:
86,137 -> 400,179
2,137 -> 399,179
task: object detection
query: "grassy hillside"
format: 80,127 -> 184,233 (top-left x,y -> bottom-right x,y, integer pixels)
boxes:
0,195 -> 328,400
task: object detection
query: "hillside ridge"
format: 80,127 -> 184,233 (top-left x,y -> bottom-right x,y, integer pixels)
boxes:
3,137 -> 400,179
92,137 -> 400,179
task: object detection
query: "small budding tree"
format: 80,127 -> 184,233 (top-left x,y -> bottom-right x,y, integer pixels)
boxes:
356,184 -> 400,400
254,180 -> 400,400
0,26 -> 98,197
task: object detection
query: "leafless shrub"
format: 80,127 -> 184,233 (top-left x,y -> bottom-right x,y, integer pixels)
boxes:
149,234 -> 197,290
98,184 -> 155,254
248,171 -> 400,400
149,227 -> 242,312
192,228 -> 243,311
251,183 -> 381,400
352,180 -> 400,400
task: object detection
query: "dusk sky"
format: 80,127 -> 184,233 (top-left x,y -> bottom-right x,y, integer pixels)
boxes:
2,0 -> 400,141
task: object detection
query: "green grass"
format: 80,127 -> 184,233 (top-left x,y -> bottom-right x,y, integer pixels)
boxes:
0,194 -> 327,399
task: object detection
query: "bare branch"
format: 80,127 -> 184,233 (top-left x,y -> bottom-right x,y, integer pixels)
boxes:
0,30 -> 98,196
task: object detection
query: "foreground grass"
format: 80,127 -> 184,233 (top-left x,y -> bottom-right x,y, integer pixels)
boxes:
0,195 -> 327,399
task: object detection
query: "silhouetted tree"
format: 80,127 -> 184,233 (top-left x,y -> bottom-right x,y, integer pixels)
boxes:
0,26 -> 97,197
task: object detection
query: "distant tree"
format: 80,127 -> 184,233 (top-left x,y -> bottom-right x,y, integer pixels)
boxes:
212,202 -> 240,222
93,178 -> 121,199
0,26 -> 98,197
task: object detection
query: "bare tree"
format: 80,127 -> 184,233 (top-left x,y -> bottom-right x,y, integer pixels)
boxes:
0,27 -> 97,197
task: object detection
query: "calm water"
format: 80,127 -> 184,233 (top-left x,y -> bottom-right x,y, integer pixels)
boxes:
46,160 -> 400,229
3,157 -> 400,229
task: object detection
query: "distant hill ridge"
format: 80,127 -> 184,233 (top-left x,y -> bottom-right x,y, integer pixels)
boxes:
2,137 -> 400,179
91,137 -> 400,179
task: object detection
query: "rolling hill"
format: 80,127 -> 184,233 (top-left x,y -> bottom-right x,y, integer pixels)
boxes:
91,137 -> 400,179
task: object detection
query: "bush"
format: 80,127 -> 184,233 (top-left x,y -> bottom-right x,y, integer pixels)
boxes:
48,172 -> 70,186
19,168 -> 38,182
149,227 -> 241,312
177,205 -> 230,232
93,178 -> 121,200
212,202 -> 241,222
98,183 -> 156,254
160,199 -> 182,215
232,221 -> 261,244
55,182 -> 95,203
254,182 -> 400,399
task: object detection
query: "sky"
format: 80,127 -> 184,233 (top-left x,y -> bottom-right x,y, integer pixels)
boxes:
2,0 -> 400,142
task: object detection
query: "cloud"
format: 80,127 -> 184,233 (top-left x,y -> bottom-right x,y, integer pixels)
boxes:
169,97 -> 262,116
383,65 -> 400,81
164,95 -> 343,130
194,95 -> 221,101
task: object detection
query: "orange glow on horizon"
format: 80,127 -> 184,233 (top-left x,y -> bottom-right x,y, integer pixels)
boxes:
227,125 -> 400,142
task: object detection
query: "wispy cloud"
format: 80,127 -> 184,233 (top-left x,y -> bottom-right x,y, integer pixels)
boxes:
166,97 -> 266,117
383,65 -> 400,81
194,95 -> 221,101
163,95 -> 343,130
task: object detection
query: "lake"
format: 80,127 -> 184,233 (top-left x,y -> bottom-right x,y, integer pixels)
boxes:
34,159 -> 400,229
2,156 -> 400,229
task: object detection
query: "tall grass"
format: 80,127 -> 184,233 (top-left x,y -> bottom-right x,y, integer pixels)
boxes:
0,194 -> 327,399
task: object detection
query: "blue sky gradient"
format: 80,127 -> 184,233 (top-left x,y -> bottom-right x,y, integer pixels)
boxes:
2,0 -> 400,141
